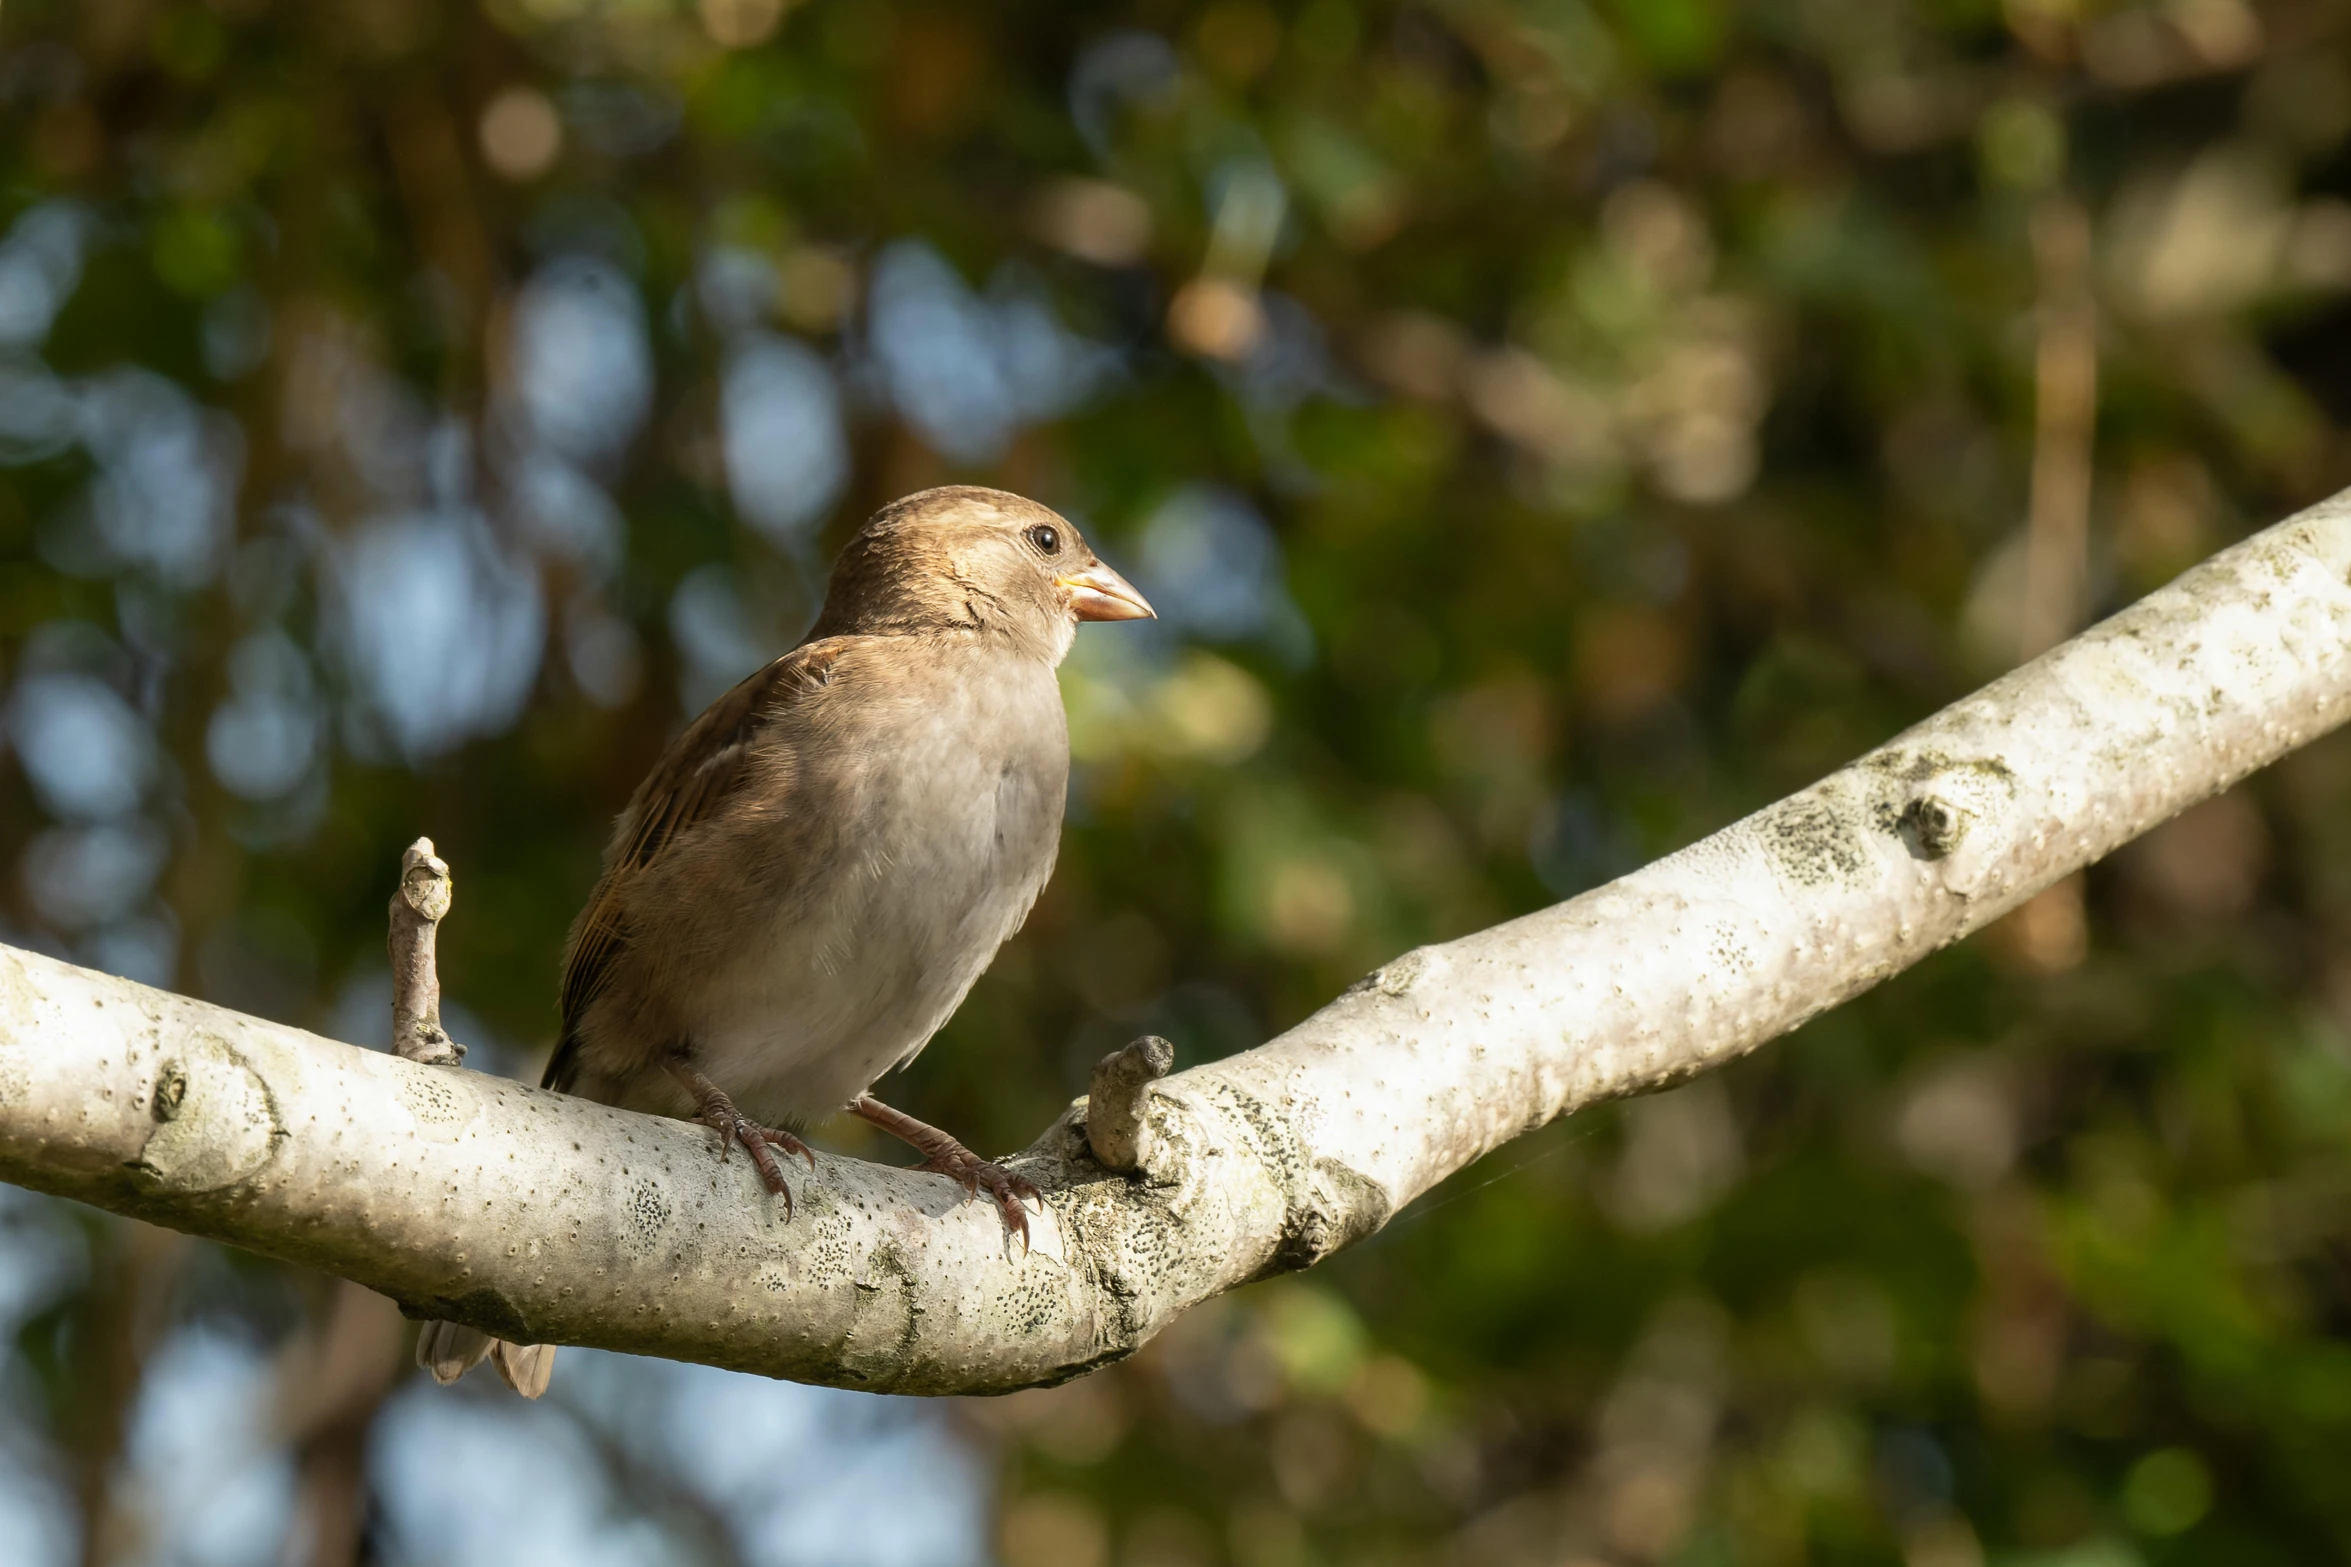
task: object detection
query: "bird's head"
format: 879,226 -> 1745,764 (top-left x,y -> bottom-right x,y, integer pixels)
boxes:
812,486 -> 1154,662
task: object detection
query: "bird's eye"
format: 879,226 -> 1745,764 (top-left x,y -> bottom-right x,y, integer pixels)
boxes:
1027,524 -> 1061,555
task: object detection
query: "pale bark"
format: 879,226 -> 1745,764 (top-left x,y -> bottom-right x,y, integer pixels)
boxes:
385,838 -> 461,1068
3,490 -> 2349,1395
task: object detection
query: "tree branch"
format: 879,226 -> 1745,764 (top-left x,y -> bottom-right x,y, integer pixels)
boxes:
4,492 -> 2349,1395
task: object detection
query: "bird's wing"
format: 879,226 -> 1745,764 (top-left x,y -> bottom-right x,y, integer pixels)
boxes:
545,639 -> 847,1090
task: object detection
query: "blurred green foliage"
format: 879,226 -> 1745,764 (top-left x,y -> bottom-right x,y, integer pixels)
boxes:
4,0 -> 2351,1563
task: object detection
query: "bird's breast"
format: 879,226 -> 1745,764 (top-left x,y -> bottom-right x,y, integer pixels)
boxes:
682,647 -> 1068,1119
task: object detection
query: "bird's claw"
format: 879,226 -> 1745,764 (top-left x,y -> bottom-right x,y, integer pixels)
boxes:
917,1151 -> 1041,1249
696,1104 -> 812,1219
846,1093 -> 1040,1250
761,1126 -> 820,1172
666,1059 -> 814,1216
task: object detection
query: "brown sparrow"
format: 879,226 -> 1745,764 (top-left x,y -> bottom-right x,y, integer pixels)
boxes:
420,485 -> 1154,1395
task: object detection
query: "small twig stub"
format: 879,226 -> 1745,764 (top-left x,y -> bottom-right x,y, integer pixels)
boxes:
1087,1035 -> 1174,1173
388,837 -> 465,1067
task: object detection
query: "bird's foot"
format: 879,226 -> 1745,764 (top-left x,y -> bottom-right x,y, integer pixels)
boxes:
667,1058 -> 816,1217
705,1101 -> 803,1209
916,1148 -> 1042,1247
850,1093 -> 1040,1248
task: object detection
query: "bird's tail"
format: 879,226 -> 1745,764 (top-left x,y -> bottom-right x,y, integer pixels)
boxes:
416,1319 -> 558,1398
416,1023 -> 575,1397
412,1026 -> 573,1398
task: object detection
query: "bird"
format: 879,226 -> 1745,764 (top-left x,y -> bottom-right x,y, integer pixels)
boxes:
417,485 -> 1155,1397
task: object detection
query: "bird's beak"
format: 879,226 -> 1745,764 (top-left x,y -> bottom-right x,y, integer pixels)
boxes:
1057,561 -> 1156,622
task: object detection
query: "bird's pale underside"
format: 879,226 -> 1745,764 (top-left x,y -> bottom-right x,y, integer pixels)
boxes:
418,485 -> 1154,1396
